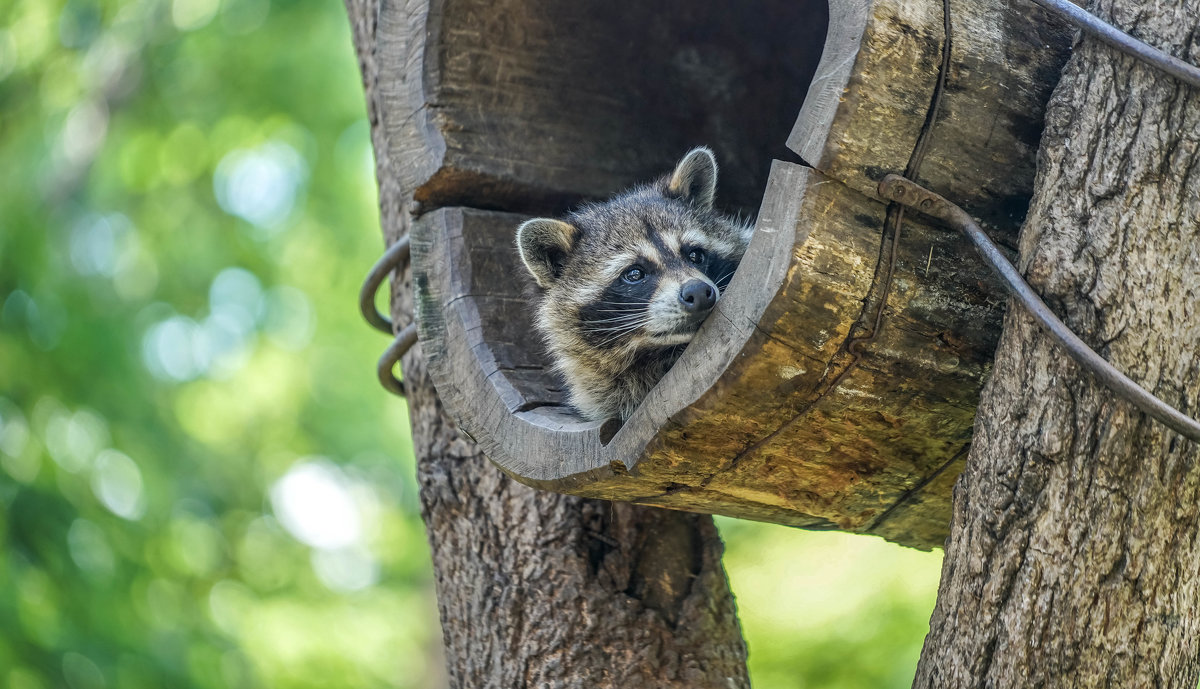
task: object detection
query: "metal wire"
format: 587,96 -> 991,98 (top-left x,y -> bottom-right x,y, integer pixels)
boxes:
359,236 -> 411,334
1031,0 -> 1200,89
377,323 -> 418,397
361,235 -> 416,396
879,174 -> 1200,443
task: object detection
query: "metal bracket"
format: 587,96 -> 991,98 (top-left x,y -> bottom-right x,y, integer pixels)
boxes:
359,236 -> 410,334
1031,0 -> 1200,89
879,174 -> 1200,443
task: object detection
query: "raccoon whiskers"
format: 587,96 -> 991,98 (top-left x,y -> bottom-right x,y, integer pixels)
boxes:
714,269 -> 736,291
580,311 -> 651,327
586,313 -> 646,319
582,316 -> 647,326
586,327 -> 647,340
581,314 -> 651,331
592,301 -> 652,308
592,322 -> 651,348
583,309 -> 649,318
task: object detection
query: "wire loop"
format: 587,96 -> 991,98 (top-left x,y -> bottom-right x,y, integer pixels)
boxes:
377,323 -> 418,397
359,236 -> 411,335
361,236 -> 416,395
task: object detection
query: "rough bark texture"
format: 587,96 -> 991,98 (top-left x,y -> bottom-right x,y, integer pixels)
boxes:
914,1 -> 1200,685
344,1 -> 750,687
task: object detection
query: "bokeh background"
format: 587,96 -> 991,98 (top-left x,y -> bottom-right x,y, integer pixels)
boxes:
0,0 -> 944,687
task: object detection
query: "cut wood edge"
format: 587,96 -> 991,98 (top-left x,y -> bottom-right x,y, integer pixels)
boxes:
790,0 -> 1071,232
790,0 -> 943,201
376,0 -> 446,199
790,0 -> 871,165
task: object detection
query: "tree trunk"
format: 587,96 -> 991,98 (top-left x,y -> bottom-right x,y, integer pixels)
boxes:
342,2 -> 750,687
915,0 -> 1200,686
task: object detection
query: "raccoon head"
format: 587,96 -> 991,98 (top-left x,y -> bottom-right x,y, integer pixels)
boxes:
516,147 -> 752,419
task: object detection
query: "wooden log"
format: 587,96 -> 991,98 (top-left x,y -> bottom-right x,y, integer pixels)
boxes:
414,161 -> 1002,548
391,0 -> 1074,548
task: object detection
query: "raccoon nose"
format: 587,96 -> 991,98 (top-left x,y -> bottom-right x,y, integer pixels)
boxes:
679,280 -> 716,313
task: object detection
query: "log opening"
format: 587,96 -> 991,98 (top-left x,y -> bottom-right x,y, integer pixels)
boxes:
407,0 -> 831,424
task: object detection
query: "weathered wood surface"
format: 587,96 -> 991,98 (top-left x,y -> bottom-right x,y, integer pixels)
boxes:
351,0 -> 753,685
794,0 -> 1073,235
791,0 -> 942,192
914,0 -> 1200,683
381,0 -> 828,217
404,0 -> 1075,549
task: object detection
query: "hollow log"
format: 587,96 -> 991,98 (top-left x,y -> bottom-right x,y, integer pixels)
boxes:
396,0 -> 1073,548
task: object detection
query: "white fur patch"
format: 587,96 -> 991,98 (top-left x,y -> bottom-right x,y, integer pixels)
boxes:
601,253 -> 641,280
633,241 -> 663,266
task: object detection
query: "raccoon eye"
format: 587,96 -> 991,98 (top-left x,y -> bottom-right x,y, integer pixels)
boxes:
622,266 -> 646,283
686,248 -> 706,265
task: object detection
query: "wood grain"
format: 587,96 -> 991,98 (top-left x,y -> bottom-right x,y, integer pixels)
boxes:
381,0 -> 828,218
792,0 -> 1072,234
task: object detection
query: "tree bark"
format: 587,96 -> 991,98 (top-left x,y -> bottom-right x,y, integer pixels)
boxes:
915,0 -> 1200,686
342,2 -> 750,687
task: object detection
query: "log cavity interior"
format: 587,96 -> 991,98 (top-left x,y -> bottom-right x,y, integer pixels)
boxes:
454,0 -> 830,417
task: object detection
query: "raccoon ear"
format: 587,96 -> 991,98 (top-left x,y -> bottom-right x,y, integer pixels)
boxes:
666,147 -> 718,210
516,218 -> 579,289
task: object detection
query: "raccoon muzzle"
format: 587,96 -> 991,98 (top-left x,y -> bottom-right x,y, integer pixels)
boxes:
678,279 -> 716,314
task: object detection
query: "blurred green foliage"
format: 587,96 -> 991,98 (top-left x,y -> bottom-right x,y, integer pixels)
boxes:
720,520 -> 941,688
0,0 -> 941,687
0,0 -> 439,686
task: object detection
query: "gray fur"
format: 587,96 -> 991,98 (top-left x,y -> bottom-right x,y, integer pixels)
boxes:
516,147 -> 754,421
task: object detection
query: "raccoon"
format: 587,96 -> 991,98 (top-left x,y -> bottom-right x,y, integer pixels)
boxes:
516,147 -> 754,421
